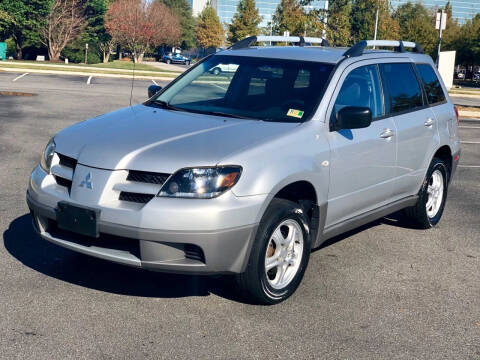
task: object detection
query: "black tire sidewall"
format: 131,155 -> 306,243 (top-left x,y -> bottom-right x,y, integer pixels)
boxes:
420,159 -> 449,226
251,200 -> 311,303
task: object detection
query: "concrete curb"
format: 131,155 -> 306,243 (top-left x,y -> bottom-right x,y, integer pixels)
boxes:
0,67 -> 177,80
1,61 -> 181,75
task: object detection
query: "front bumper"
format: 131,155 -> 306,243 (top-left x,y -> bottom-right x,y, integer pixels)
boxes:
27,165 -> 264,274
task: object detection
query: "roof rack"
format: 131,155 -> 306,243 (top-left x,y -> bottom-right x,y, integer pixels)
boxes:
229,35 -> 330,50
343,40 -> 424,58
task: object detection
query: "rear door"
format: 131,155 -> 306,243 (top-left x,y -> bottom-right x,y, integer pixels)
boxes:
379,63 -> 439,198
325,63 -> 397,227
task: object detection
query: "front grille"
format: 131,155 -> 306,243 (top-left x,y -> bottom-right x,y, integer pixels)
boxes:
119,191 -> 155,204
57,153 -> 77,169
54,175 -> 72,191
48,220 -> 141,258
184,244 -> 205,263
127,170 -> 170,185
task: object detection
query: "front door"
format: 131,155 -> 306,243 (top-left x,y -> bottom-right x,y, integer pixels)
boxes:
326,63 -> 397,227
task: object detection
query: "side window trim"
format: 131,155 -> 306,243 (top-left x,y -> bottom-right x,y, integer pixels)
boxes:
329,63 -> 385,128
415,62 -> 448,107
379,62 -> 429,117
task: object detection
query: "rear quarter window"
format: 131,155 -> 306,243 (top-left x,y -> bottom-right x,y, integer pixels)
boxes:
416,64 -> 446,105
380,63 -> 424,114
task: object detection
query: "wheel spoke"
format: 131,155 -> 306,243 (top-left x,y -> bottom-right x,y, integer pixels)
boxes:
427,185 -> 434,195
276,264 -> 287,285
265,254 -> 281,271
271,228 -> 285,246
285,225 -> 296,247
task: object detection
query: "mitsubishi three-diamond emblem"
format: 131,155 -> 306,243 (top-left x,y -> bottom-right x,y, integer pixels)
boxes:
79,172 -> 93,189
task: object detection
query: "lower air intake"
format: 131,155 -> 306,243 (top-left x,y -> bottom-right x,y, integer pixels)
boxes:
119,191 -> 155,204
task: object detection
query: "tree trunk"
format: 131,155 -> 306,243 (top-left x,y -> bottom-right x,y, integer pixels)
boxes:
103,50 -> 110,63
49,48 -> 61,62
136,52 -> 144,63
16,44 -> 22,60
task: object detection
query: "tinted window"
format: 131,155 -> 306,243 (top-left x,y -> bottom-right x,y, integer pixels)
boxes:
417,64 -> 446,104
380,63 -> 424,114
333,65 -> 384,121
154,55 -> 334,123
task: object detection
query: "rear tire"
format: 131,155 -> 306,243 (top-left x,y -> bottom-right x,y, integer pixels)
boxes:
404,157 -> 449,229
236,198 -> 311,305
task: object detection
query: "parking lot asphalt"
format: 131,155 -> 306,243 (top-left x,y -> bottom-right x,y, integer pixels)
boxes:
0,72 -> 479,359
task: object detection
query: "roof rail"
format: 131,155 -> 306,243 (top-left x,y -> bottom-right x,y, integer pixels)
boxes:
343,40 -> 424,58
229,35 -> 330,50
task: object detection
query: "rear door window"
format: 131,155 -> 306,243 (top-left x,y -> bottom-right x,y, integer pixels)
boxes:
416,64 -> 446,105
380,63 -> 424,114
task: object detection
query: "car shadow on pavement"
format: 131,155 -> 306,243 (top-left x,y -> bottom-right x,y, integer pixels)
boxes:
3,214 -> 245,303
315,210 -> 422,251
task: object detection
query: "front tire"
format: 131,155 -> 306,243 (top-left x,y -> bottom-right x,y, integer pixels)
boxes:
236,199 -> 311,305
404,157 -> 449,229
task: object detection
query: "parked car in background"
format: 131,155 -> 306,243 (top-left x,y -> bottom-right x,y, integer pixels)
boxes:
473,72 -> 480,82
163,53 -> 191,65
210,63 -> 239,75
456,72 -> 465,79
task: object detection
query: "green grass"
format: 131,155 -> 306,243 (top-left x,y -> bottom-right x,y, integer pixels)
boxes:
84,60 -> 178,72
0,61 -> 179,77
0,60 -> 180,73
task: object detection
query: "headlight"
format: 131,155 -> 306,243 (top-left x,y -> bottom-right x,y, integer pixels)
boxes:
40,138 -> 55,173
158,166 -> 242,199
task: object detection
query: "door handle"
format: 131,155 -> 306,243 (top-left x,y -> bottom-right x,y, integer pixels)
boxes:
424,118 -> 434,127
380,129 -> 394,139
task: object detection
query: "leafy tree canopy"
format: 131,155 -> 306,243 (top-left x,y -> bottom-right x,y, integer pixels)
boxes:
160,0 -> 196,49
227,0 -> 262,44
0,0 -> 52,58
196,5 -> 224,48
272,0 -> 306,36
393,2 -> 437,55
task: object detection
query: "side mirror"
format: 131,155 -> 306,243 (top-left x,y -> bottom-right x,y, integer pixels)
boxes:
148,85 -> 162,98
334,106 -> 372,131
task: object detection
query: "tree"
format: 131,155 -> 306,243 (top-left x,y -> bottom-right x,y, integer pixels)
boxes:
227,0 -> 262,44
160,0 -> 196,49
272,0 -> 306,36
351,0 -> 398,42
42,0 -> 86,61
0,0 -> 51,59
196,5 -> 224,48
394,2 -> 437,55
325,0 -> 352,46
106,0 -> 181,63
0,10 -> 14,39
455,14 -> 480,66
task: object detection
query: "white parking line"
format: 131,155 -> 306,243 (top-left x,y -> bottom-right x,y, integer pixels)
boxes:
87,75 -> 92,85
12,73 -> 29,82
460,141 -> 480,144
458,165 -> 480,168
152,79 -> 158,85
212,83 -> 227,91
459,126 -> 480,129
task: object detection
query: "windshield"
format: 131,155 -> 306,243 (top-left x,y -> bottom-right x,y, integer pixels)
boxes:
150,55 -> 334,122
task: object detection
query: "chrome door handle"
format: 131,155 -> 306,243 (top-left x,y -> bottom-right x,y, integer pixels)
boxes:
424,118 -> 434,127
380,129 -> 394,139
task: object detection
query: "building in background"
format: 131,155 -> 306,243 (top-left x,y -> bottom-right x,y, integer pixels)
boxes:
391,0 -> 479,23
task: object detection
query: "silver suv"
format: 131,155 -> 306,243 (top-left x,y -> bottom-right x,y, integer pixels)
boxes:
27,38 -> 461,304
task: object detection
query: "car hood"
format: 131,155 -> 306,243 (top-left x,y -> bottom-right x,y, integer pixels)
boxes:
54,104 -> 298,173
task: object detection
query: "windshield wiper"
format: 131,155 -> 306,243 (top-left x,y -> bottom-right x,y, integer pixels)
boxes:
199,110 -> 257,120
151,100 -> 179,111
